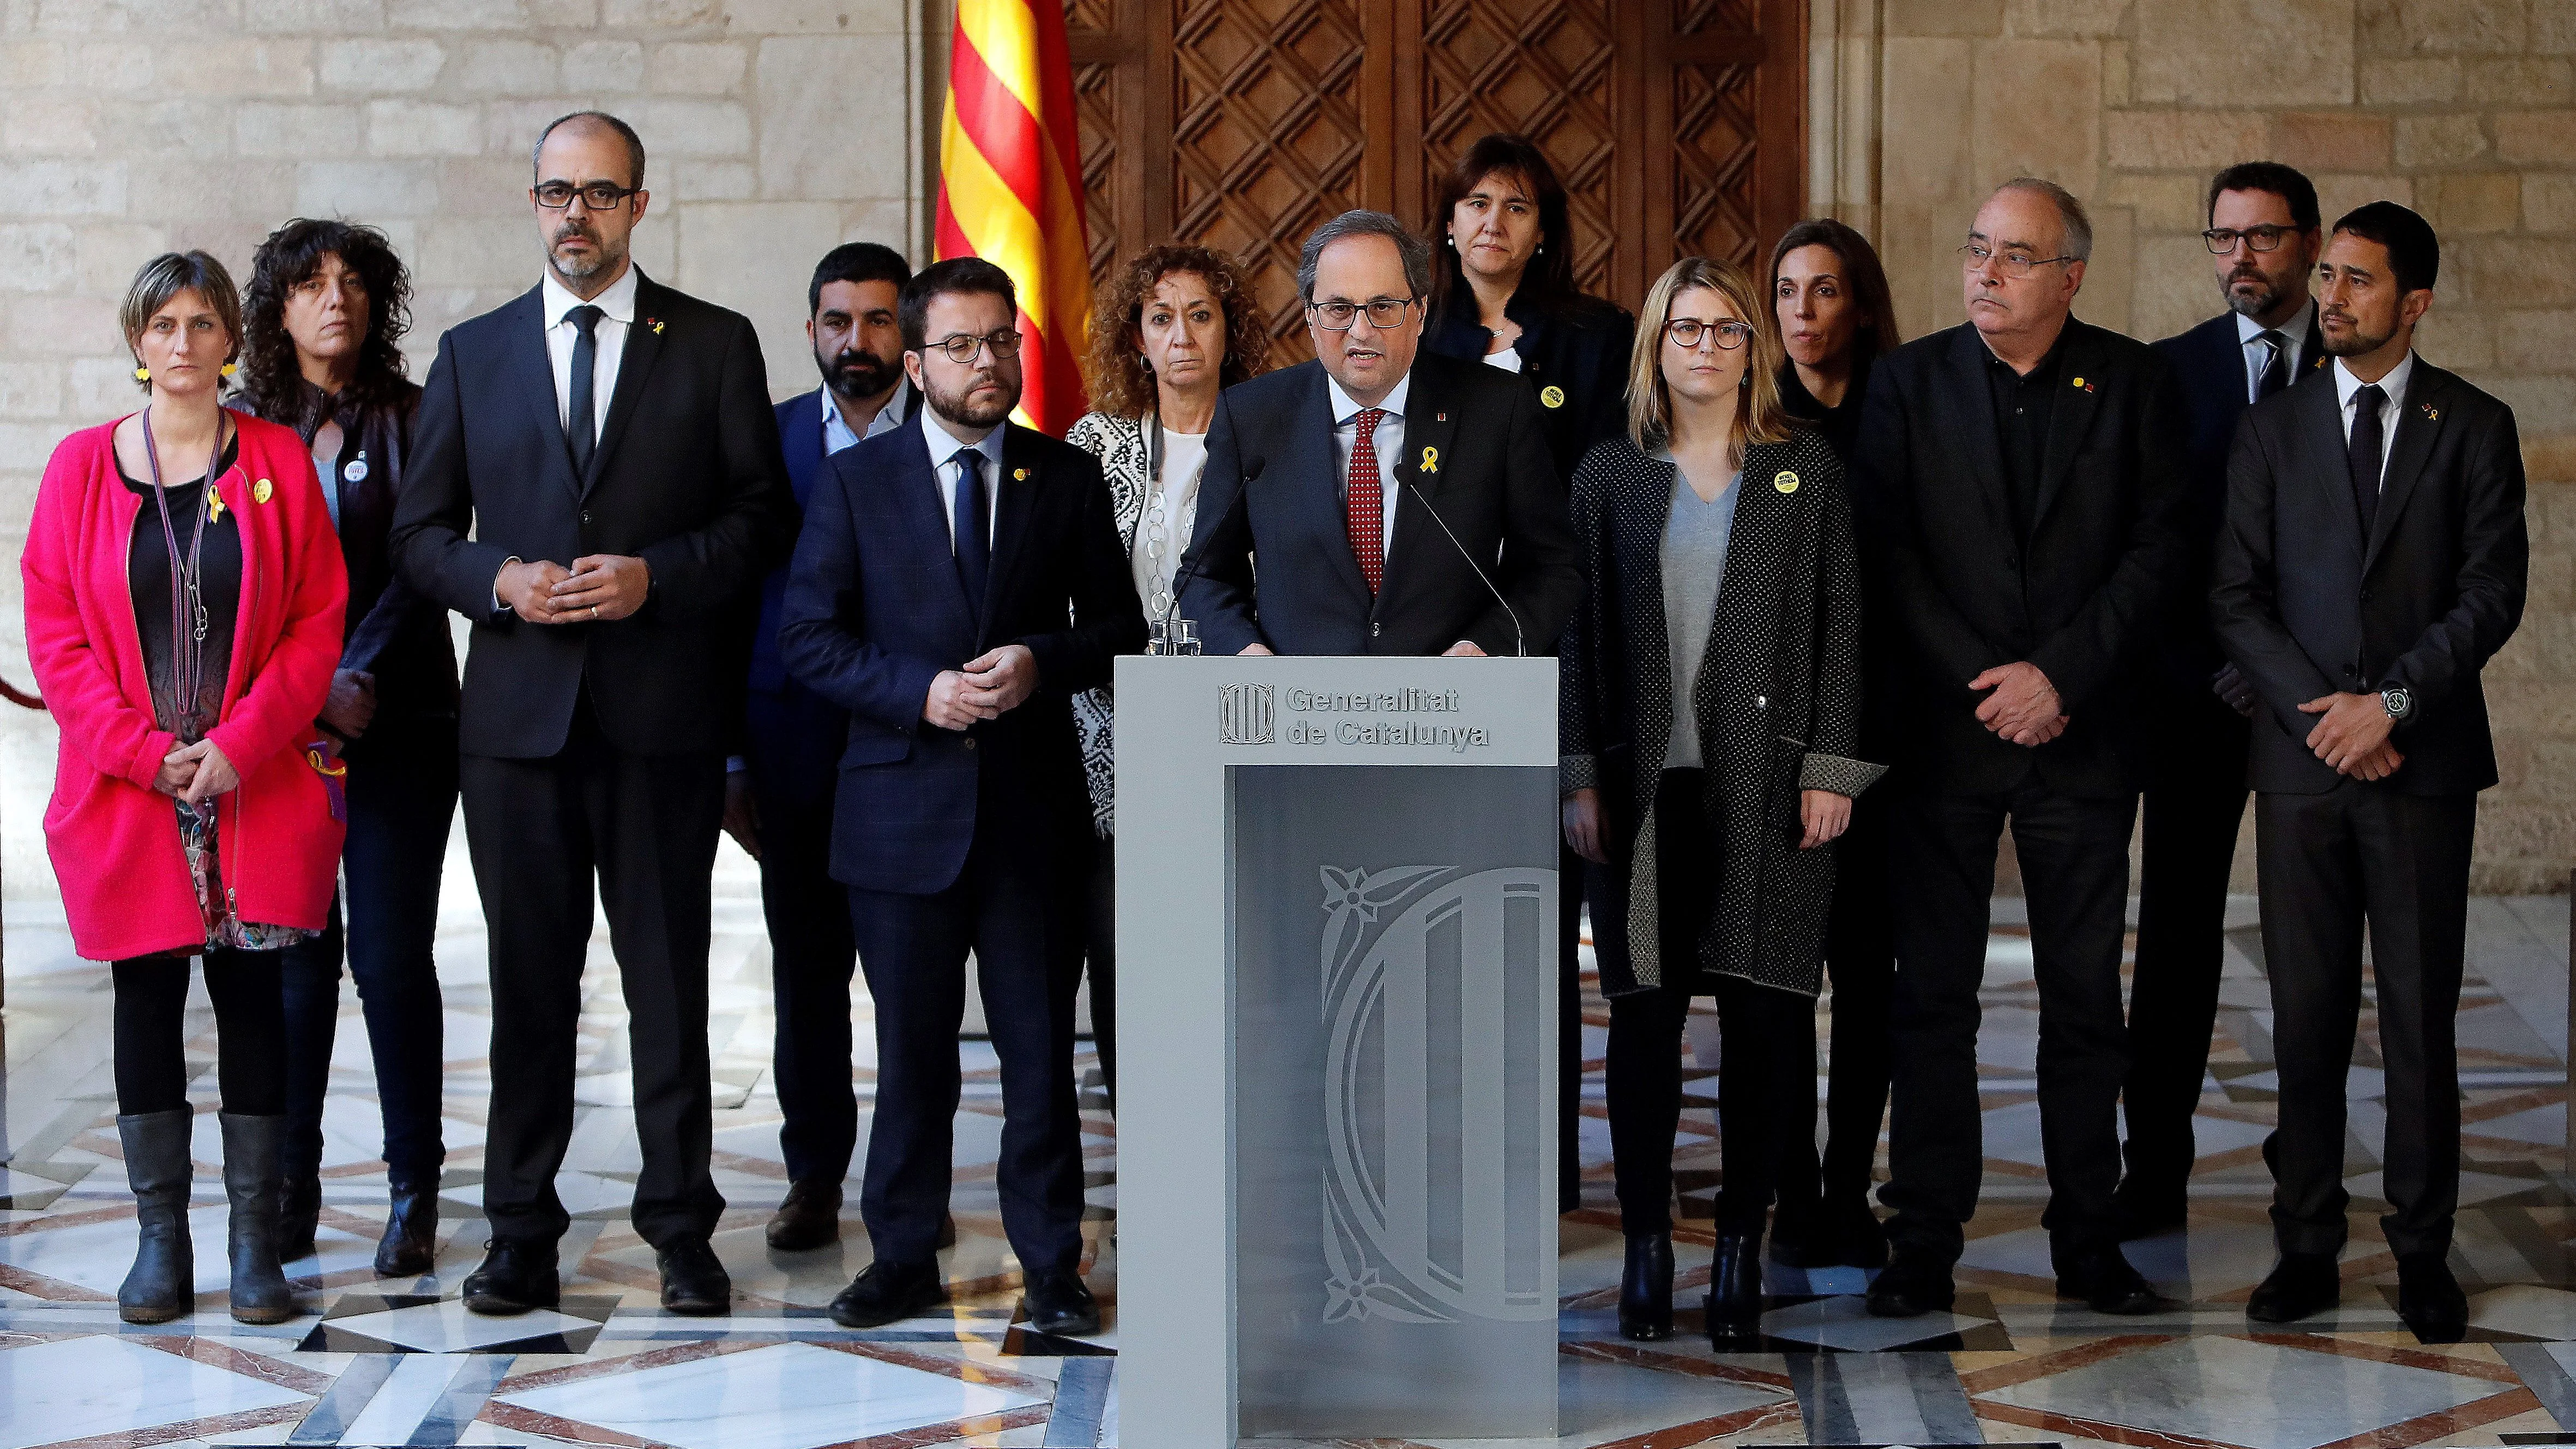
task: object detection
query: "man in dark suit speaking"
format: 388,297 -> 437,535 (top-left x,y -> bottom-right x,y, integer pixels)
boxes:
1178,209 -> 1581,658
2214,203 -> 2527,1342
392,111 -> 793,1317
781,258 -> 1145,1338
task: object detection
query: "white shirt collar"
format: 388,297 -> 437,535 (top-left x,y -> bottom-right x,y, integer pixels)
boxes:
822,376 -> 911,454
2333,350 -> 2415,412
919,399 -> 1006,475
540,262 -> 640,328
1325,369 -> 1411,426
2235,297 -> 2315,350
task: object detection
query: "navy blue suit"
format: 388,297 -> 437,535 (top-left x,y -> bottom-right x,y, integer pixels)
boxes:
780,415 -> 1144,1270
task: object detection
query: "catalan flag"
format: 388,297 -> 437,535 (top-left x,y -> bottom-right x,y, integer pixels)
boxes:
935,0 -> 1093,436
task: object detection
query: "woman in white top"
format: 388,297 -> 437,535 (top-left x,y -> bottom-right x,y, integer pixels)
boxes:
1064,244 -> 1269,1104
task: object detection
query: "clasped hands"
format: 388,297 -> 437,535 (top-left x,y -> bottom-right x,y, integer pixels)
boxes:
496,555 -> 651,624
1970,660 -> 2067,747
152,737 -> 239,805
923,644 -> 1039,730
2298,691 -> 2403,781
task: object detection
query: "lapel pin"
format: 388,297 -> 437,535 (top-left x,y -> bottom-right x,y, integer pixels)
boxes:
1539,386 -> 1565,409
646,317 -> 664,335
1435,411 -> 1448,422
1773,470 -> 1799,494
1419,446 -> 1439,473
206,490 -> 227,522
251,478 -> 273,504
1012,466 -> 1030,480
2421,403 -> 2439,420
2072,376 -> 2096,393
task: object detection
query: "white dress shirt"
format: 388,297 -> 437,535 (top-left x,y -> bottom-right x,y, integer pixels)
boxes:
919,404 -> 1007,552
1325,370 -> 1410,564
822,375 -> 913,456
2235,298 -> 2314,405
2332,350 -> 2415,490
1483,345 -> 1522,374
540,263 -> 638,444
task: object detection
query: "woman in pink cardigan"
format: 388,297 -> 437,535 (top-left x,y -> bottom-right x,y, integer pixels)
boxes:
21,251 -> 347,1325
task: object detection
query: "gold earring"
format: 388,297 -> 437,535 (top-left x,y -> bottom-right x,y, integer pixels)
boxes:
219,362 -> 237,378
133,365 -> 149,381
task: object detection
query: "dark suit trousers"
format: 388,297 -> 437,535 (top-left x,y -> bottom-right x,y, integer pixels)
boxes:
1778,789 -> 1895,1223
280,716 -> 460,1195
846,774 -> 1088,1273
2119,694 -> 2251,1208
1882,778 -> 2136,1266
2257,785 -> 2475,1259
747,687 -> 862,1186
461,703 -> 728,1250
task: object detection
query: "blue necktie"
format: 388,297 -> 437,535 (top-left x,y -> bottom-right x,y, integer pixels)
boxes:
954,451 -> 990,618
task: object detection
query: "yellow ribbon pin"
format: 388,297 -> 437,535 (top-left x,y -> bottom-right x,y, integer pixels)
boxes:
1419,446 -> 1439,473
205,490 -> 227,522
251,478 -> 273,504
1539,384 -> 1566,409
1773,470 -> 1799,495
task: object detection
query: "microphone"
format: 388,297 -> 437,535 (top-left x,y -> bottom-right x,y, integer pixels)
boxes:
1411,486 -> 1525,657
1158,454 -> 1261,652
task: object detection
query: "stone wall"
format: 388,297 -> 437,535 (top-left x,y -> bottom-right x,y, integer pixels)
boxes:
0,0 -> 926,899
1829,0 -> 2576,893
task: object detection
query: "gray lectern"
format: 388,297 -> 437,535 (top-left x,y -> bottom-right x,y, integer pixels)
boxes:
1115,656 -> 1559,1446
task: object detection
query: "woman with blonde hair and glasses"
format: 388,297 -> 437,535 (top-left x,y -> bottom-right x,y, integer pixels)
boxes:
1560,256 -> 1879,1343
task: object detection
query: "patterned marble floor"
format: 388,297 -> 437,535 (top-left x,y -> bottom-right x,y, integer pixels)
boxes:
0,858 -> 2566,1448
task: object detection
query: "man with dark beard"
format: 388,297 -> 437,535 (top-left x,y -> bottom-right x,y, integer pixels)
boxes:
392,111 -> 792,1316
780,258 -> 1145,1336
730,242 -> 918,1252
2122,164 -> 2330,1239
2213,202 -> 2525,1340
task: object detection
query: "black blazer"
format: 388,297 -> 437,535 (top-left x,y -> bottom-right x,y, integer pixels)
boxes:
2210,356 -> 2528,796
392,270 -> 795,760
1179,352 -> 1582,657
2148,309 -> 2330,690
1848,317 -> 2193,797
1422,291 -> 1636,489
778,419 -> 1146,895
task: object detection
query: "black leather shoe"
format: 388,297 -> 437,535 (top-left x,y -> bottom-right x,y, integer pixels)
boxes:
657,1237 -> 732,1315
1705,1234 -> 1765,1340
463,1238 -> 559,1316
2396,1252 -> 2468,1343
2246,1250 -> 2340,1325
767,1179 -> 843,1252
1024,1268 -> 1102,1336
1618,1232 -> 1674,1341
374,1189 -> 437,1277
1865,1249 -> 1955,1318
2111,1185 -> 2188,1242
829,1260 -> 948,1328
2055,1249 -> 2170,1315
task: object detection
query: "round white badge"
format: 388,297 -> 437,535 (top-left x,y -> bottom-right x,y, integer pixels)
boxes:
342,456 -> 369,484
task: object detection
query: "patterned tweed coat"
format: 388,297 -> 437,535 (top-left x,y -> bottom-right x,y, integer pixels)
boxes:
1560,425 -> 1883,997
1063,411 -> 1153,838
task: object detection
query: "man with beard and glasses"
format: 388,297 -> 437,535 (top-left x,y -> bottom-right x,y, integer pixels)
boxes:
2214,202 -> 2526,1341
780,258 -> 1145,1336
2120,163 -> 2331,1241
392,111 -> 793,1318
729,242 -> 919,1252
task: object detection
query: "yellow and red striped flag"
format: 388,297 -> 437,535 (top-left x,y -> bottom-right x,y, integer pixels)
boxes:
935,0 -> 1093,436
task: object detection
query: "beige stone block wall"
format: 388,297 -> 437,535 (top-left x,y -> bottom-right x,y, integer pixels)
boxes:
0,0 -> 927,901
1861,0 -> 2573,893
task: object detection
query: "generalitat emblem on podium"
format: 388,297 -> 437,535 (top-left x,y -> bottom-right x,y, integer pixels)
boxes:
1319,863 -> 1555,1326
1218,682 -> 1275,744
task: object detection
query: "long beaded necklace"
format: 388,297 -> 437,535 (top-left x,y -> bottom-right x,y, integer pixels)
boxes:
137,402 -> 226,747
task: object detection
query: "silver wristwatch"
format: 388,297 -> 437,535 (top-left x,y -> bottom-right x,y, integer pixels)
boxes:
2380,684 -> 2412,722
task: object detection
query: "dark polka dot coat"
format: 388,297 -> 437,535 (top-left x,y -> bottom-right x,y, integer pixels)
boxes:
1559,425 -> 1883,999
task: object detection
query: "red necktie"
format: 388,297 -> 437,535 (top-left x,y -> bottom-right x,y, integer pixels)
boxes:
1345,407 -> 1386,594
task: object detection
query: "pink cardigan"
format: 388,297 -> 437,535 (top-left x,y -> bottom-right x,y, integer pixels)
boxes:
22,411 -> 348,961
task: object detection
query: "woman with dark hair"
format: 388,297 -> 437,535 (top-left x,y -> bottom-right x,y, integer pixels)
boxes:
23,251 -> 347,1323
1064,242 -> 1269,1104
1560,257 -> 1877,1343
239,218 -> 458,1276
1764,218 -> 1904,1272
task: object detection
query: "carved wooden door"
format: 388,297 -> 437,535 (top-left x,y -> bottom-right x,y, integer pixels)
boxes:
1067,0 -> 1805,360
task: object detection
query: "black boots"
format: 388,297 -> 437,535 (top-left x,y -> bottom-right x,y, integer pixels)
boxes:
1705,1234 -> 1765,1340
117,1110 -> 196,1324
1617,1232 -> 1674,1340
219,1113 -> 296,1324
376,1187 -> 438,1277
276,1175 -> 321,1264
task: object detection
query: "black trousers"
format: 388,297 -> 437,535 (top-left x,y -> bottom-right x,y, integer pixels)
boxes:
114,950 -> 286,1116
1560,843 -> 1587,1213
1882,778 -> 2136,1267
1777,789 -> 1895,1223
1597,769 -> 1810,1237
2118,694 -> 2250,1210
2258,785 -> 2475,1259
846,777 -> 1087,1274
1082,838 -> 1116,1106
746,688 -> 863,1187
460,706 -> 727,1250
280,717 -> 459,1194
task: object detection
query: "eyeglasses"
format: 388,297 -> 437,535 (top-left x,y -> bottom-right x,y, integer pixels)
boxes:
1958,243 -> 2078,279
926,329 -> 1024,364
1664,317 -> 1755,352
1307,297 -> 1416,330
2202,225 -> 2302,255
533,182 -> 641,212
